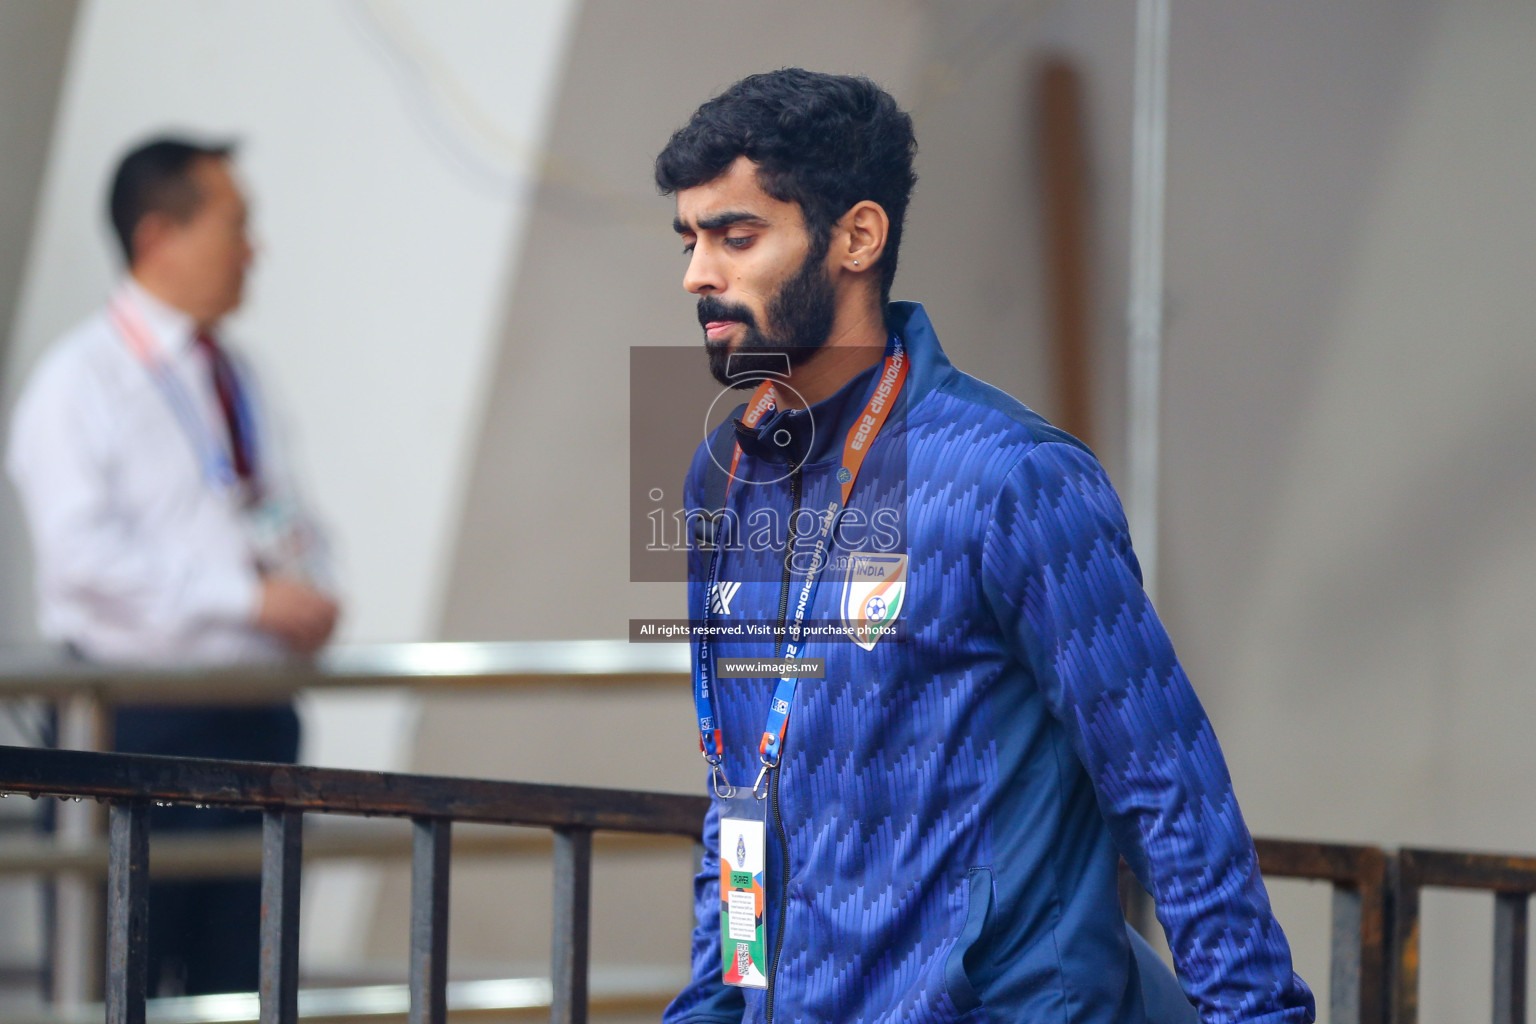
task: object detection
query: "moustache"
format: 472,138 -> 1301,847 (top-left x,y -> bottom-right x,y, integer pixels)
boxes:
696,296 -> 757,332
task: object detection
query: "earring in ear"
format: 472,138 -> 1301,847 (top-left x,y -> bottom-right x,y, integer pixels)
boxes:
853,260 -> 860,266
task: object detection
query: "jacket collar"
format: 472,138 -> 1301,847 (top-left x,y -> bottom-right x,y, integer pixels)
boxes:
885,300 -> 954,405
732,301 -> 952,468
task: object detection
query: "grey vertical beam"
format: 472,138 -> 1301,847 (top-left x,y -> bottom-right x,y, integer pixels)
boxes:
260,809 -> 303,1024
0,0 -> 80,707
0,0 -> 78,381
104,801 -> 148,1024
54,691 -> 107,1007
409,818 -> 451,1024
1126,0 -> 1171,597
1330,886 -> 1363,1024
1494,892 -> 1529,1024
551,827 -> 592,1024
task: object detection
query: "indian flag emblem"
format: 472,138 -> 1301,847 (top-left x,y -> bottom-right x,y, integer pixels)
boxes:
840,553 -> 907,651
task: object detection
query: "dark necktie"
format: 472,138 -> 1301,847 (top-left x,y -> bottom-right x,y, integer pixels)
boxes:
193,331 -> 256,484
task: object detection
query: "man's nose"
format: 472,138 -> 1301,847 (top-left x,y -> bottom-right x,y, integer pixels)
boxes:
683,245 -> 725,295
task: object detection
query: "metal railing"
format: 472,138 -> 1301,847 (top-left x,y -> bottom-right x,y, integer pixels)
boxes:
1254,839 -> 1390,1024
1391,847 -> 1536,1024
0,743 -> 709,1024
14,743 -> 1536,1023
5,741 -> 1402,1024
7,646 -> 1536,1023
0,640 -> 691,705
1122,839 -> 1389,1024
0,640 -> 690,1009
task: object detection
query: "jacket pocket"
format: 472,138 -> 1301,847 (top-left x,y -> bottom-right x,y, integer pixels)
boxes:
943,867 -> 994,1014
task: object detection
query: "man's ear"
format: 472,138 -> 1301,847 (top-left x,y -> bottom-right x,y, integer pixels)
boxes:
130,212 -> 175,266
833,200 -> 890,279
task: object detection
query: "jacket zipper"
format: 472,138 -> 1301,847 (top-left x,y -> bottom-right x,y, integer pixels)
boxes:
765,467 -> 800,1024
773,468 -> 801,659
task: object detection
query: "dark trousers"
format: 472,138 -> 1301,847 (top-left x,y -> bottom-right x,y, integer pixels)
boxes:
112,704 -> 300,997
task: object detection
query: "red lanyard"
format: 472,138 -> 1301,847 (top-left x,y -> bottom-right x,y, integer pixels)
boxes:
108,291 -> 241,489
723,345 -> 905,507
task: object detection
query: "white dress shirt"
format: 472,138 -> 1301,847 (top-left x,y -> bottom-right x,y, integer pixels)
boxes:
5,279 -> 329,664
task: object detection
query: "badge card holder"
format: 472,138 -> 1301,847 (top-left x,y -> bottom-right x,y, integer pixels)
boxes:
718,793 -> 768,989
242,493 -> 329,589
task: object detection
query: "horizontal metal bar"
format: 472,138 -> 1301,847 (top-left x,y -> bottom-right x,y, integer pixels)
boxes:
0,822 -> 687,878
1399,847 -> 1536,893
1254,837 -> 1386,884
0,640 -> 688,703
0,745 -> 709,836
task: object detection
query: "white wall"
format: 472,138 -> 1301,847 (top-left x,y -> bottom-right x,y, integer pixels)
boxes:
4,0 -> 578,646
1204,3 -> 1536,1017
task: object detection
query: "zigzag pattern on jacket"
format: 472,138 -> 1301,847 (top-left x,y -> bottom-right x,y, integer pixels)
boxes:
665,303 -> 1314,1024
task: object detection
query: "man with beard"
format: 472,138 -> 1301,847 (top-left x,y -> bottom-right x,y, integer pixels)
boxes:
656,70 -> 1314,1024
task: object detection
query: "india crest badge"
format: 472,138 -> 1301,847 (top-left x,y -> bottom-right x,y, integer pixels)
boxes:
841,553 -> 907,651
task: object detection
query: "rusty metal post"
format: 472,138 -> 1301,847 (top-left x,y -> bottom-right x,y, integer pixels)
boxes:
409,818 -> 451,1024
1391,852 -> 1422,1024
1362,850 -> 1392,1024
260,809 -> 303,1024
1494,891 -> 1528,1024
105,801 -> 148,1024
1256,839 -> 1389,1024
1035,57 -> 1096,449
551,826 -> 592,1024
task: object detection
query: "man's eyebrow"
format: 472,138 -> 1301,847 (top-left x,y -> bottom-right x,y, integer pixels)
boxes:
673,210 -> 769,234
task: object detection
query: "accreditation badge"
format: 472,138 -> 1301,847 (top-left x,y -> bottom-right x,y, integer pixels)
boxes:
241,492 -> 330,590
718,795 -> 768,988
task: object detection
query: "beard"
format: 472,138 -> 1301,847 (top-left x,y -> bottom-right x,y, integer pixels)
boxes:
698,244 -> 837,389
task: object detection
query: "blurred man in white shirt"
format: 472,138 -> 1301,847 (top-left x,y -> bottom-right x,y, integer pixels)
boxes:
6,136 -> 340,995
8,138 -> 336,661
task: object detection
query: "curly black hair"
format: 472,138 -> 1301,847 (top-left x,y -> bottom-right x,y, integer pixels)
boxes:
656,68 -> 917,305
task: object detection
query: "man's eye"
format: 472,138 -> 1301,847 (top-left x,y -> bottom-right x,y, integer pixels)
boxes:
681,243 -> 695,255
724,236 -> 753,249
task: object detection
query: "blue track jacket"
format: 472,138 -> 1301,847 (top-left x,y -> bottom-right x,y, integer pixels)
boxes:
666,303 -> 1315,1024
